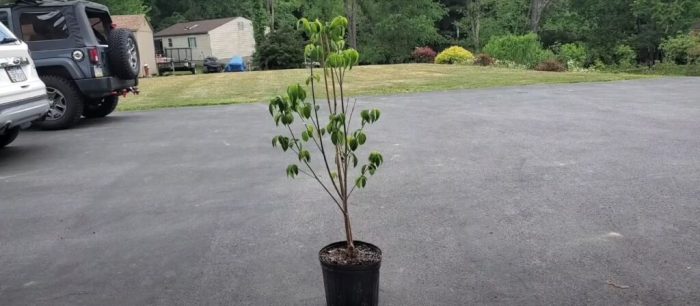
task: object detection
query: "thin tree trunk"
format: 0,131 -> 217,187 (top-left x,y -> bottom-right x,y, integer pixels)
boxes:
266,0 -> 276,32
529,0 -> 553,33
344,210 -> 355,256
469,0 -> 482,51
345,0 -> 358,49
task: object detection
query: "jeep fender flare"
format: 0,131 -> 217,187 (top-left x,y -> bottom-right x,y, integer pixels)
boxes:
34,58 -> 84,80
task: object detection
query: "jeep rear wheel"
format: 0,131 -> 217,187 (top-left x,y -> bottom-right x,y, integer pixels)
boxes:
0,127 -> 20,149
36,76 -> 84,130
108,29 -> 140,79
83,95 -> 119,118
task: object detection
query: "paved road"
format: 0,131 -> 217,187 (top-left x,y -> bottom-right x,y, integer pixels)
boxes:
1,78 -> 699,305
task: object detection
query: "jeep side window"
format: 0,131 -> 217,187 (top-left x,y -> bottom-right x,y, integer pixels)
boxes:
86,9 -> 110,44
0,12 -> 9,28
20,11 -> 69,41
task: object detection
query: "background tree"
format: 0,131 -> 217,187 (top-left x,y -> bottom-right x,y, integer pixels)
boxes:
71,0 -> 700,69
92,0 -> 149,15
529,0 -> 556,33
359,0 -> 445,63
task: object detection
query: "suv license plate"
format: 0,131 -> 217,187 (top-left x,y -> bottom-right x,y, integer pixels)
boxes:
6,66 -> 27,83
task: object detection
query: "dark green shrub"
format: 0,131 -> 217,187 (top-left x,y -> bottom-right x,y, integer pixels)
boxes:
660,34 -> 700,65
253,27 -> 304,70
535,59 -> 566,72
483,33 -> 552,68
474,53 -> 495,66
614,44 -> 636,68
559,42 -> 588,68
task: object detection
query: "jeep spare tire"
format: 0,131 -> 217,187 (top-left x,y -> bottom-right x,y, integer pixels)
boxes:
107,28 -> 140,79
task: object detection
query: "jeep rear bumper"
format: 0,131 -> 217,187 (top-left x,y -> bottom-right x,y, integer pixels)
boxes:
75,77 -> 138,98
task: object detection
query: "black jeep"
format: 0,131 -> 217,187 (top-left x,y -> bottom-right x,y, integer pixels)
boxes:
0,0 -> 139,130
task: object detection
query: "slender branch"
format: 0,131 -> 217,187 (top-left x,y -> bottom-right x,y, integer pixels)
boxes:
309,65 -> 344,200
348,98 -> 357,125
287,125 -> 344,211
337,67 -> 351,213
320,36 -> 334,112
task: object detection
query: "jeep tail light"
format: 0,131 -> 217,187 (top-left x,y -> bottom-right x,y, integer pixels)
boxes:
88,48 -> 100,64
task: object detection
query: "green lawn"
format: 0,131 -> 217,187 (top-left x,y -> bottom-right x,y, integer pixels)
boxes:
118,64 -> 654,111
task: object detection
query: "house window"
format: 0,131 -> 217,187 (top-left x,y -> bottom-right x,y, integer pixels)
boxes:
188,37 -> 197,48
20,11 -> 69,41
167,38 -> 172,47
238,22 -> 244,31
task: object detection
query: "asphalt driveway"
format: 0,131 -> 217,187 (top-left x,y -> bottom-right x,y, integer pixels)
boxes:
1,78 -> 699,305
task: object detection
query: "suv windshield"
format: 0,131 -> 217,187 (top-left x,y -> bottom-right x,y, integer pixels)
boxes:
0,21 -> 17,43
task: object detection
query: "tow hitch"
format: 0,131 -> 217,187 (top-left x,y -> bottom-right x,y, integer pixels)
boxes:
113,87 -> 140,97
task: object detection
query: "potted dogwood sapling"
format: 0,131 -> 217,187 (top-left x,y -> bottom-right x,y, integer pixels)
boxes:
268,16 -> 385,306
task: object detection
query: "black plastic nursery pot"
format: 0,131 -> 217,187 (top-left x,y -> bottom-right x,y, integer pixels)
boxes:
319,241 -> 382,306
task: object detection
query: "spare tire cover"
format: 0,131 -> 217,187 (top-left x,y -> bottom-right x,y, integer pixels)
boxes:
107,28 -> 140,80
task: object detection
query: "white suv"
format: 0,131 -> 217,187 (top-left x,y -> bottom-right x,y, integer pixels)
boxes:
0,22 -> 50,149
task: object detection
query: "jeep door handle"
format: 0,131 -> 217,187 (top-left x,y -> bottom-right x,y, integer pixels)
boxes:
21,85 -> 30,88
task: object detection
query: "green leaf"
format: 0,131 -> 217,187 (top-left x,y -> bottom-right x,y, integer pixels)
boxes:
301,131 -> 309,142
281,113 -> 294,125
287,85 -> 299,103
302,104 -> 312,119
357,132 -> 367,145
328,53 -> 345,68
348,136 -> 358,151
306,124 -> 314,136
286,164 -> 299,178
351,153 -> 358,167
280,137 -> 289,152
274,113 -> 282,126
298,85 -> 307,101
361,165 -> 368,175
272,136 -> 279,148
298,150 -> 311,163
368,164 -> 377,175
372,109 -> 382,122
331,131 -> 339,145
319,128 -> 326,136
298,18 -> 311,34
369,151 -> 383,166
355,176 -> 367,189
344,49 -> 360,68
361,110 -> 370,124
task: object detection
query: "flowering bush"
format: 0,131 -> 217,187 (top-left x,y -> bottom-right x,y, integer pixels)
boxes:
412,47 -> 437,63
435,46 -> 475,64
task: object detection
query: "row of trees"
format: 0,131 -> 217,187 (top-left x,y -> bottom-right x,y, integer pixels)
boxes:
95,0 -> 700,67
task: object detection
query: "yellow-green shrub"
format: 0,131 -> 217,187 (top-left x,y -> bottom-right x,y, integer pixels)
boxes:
435,46 -> 475,64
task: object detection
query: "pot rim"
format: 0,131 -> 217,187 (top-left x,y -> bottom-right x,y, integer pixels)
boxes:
319,240 -> 382,270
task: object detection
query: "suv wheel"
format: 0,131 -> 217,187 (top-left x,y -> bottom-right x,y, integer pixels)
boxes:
0,127 -> 20,149
36,76 -> 84,130
83,96 -> 119,118
108,29 -> 140,79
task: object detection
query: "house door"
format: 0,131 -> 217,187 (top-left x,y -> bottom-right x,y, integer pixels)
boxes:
154,39 -> 163,56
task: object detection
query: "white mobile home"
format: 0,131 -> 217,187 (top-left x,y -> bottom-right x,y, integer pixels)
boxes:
154,17 -> 256,62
